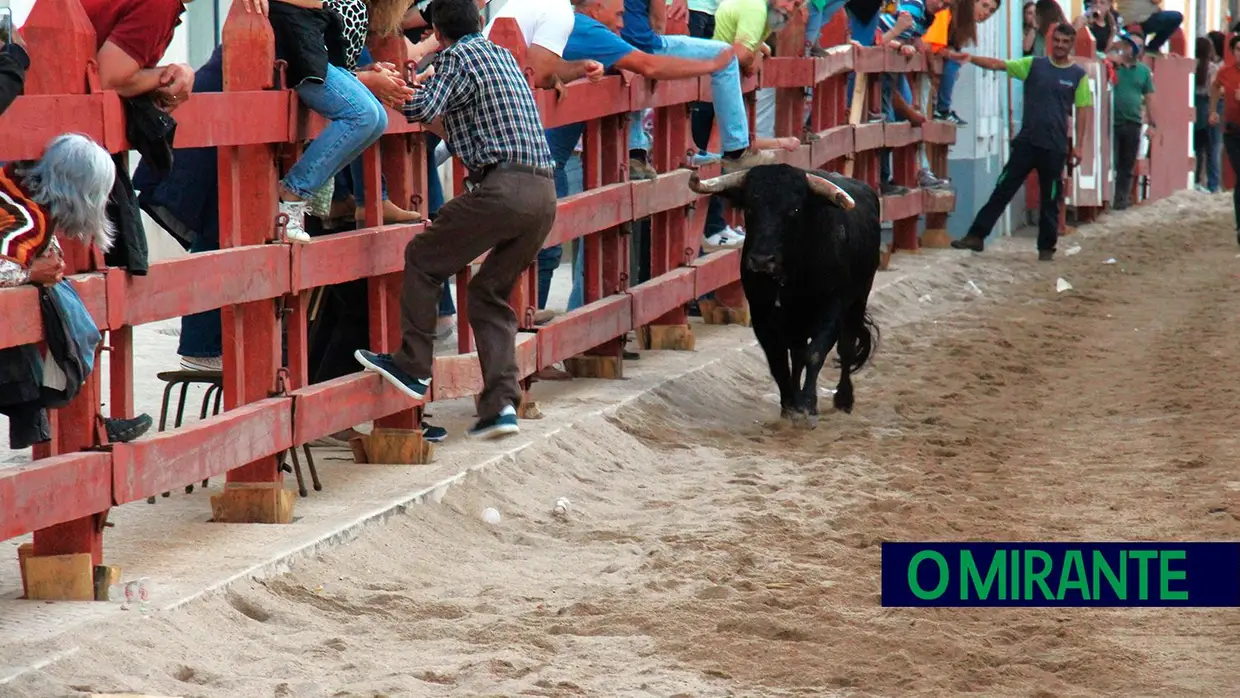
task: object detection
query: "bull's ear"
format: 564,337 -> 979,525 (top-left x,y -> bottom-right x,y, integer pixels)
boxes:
805,174 -> 855,210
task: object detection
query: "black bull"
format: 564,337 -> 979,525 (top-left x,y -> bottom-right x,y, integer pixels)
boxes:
689,164 -> 881,427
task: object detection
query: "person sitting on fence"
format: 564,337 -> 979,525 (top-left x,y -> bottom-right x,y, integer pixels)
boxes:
321,0 -> 421,227
258,0 -> 391,243
549,0 -> 736,316
924,0 -> 998,127
356,0 -> 557,440
874,0 -> 954,191
1207,34 -> 1240,246
79,0 -> 195,109
948,21 -> 1092,261
623,0 -> 775,179
1108,32 -> 1155,211
0,134 -> 154,448
1113,0 -> 1181,56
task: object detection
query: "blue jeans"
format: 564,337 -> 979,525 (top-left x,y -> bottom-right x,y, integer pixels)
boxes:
629,35 -> 749,154
806,0 -> 847,50
936,58 -> 961,114
540,123 -> 586,309
688,11 -> 729,238
1136,11 -> 1182,53
179,206 -> 222,358
282,64 -> 387,199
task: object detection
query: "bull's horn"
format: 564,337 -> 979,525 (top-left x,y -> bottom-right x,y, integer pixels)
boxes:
806,174 -> 856,210
688,170 -> 748,194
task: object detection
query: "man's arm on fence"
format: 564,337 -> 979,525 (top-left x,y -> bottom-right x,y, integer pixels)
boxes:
614,47 -> 732,81
952,52 -> 1029,77
402,52 -> 470,123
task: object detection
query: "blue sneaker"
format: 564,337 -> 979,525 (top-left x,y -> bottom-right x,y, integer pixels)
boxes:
354,350 -> 430,401
421,422 -> 448,442
467,404 -> 519,440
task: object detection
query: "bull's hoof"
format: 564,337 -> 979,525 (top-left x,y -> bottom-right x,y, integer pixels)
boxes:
805,413 -> 819,430
780,407 -> 797,421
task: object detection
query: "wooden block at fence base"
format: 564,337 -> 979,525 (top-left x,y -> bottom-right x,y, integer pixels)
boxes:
636,325 -> 695,351
24,553 -> 95,601
920,228 -> 952,248
349,435 -> 370,464
365,428 -> 434,465
93,564 -> 122,601
17,542 -> 33,598
697,299 -> 751,327
210,482 -> 295,525
564,355 -> 623,379
519,396 -> 544,420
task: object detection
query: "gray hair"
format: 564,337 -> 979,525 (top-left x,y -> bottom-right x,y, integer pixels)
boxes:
17,134 -> 116,252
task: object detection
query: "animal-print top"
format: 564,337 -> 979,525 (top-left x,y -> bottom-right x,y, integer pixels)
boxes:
326,0 -> 369,70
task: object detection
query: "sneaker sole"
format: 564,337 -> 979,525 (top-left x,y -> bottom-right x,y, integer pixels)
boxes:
467,423 -> 520,440
353,350 -> 429,402
702,240 -> 743,253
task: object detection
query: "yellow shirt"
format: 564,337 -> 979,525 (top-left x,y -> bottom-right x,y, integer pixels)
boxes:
713,0 -> 771,51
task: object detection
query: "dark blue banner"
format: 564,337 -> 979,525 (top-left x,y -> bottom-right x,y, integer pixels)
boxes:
881,543 -> 1240,607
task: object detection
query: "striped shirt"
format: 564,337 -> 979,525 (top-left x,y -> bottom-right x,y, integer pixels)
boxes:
402,33 -> 552,172
877,0 -> 934,42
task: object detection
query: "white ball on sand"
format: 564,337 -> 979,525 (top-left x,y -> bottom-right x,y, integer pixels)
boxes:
482,507 -> 502,525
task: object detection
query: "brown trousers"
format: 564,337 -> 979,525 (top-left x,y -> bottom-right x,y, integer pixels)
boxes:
394,169 -> 556,419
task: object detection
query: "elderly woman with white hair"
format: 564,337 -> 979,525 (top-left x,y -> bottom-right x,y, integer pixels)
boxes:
0,133 -> 153,446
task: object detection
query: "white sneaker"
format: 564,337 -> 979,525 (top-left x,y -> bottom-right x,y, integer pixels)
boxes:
181,355 -> 223,372
703,226 -> 746,251
280,201 -> 311,243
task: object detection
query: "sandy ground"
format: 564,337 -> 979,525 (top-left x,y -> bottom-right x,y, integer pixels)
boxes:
8,190 -> 1240,697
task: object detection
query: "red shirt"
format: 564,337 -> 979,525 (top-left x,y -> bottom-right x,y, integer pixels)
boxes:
79,0 -> 185,69
1215,64 -> 1240,127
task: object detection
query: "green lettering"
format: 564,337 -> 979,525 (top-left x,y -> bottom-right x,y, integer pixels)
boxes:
961,551 -> 1005,600
1023,550 -> 1054,600
1056,550 -> 1090,600
1159,550 -> 1188,601
908,551 -> 949,600
1092,550 -> 1126,600
1010,549 -> 1019,600
1130,550 -> 1157,600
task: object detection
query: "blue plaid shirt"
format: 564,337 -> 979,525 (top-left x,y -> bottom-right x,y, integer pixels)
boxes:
402,33 -> 552,172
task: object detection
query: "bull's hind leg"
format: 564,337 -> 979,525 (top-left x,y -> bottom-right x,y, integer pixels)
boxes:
752,320 -> 796,420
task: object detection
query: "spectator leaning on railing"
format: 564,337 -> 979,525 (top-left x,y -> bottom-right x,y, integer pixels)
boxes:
79,0 -> 195,109
0,133 -> 155,448
355,0 -> 557,441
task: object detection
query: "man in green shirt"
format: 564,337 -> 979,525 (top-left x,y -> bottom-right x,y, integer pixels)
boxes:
713,0 -> 800,74
949,22 -> 1093,261
1109,33 -> 1155,210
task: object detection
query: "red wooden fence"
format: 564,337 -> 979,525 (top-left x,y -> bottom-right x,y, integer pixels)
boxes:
2,0 -> 962,595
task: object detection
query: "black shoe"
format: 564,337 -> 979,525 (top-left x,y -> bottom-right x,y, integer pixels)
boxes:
421,422 -> 448,442
1038,249 -> 1054,261
466,405 -> 519,440
623,350 -> 640,360
880,181 -> 910,196
105,414 -> 153,443
354,350 -> 430,401
950,234 -> 985,252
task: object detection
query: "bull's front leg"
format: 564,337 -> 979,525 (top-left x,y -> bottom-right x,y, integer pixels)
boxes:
789,342 -> 808,423
800,300 -> 847,428
752,317 -> 796,420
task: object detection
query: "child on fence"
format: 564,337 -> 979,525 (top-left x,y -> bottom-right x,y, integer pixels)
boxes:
924,0 -> 998,127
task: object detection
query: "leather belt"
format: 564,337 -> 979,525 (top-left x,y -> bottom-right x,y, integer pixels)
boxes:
466,161 -> 554,189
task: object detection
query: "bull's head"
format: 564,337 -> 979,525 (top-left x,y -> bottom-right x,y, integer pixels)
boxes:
688,165 -> 856,278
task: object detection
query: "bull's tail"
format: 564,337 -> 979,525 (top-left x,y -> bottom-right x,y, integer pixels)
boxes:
841,298 -> 879,374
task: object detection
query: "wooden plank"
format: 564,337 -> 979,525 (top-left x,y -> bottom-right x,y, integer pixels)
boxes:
923,189 -> 956,214
631,169 -> 696,219
690,248 -> 742,298
537,78 -> 632,129
628,267 -> 697,328
630,74 -> 705,111
289,373 -> 419,446
853,123 -> 885,153
881,190 -> 924,221
884,122 -> 919,148
810,125 -> 854,167
432,333 -> 538,401
119,245 -> 290,326
0,94 -> 109,159
854,47 -> 887,73
162,91 -> 292,148
0,453 -> 112,542
544,183 -> 632,248
920,120 -> 957,145
295,224 -> 418,291
536,295 -> 632,367
111,399 -> 293,505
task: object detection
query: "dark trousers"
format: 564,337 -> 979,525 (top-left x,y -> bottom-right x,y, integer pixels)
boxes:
1223,130 -> 1240,230
1132,11 -> 1182,53
968,141 -> 1066,252
394,169 -> 556,418
1113,121 -> 1143,207
689,9 -> 728,239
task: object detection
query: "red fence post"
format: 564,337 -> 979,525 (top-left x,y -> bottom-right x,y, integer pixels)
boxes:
22,0 -> 109,580
212,2 -> 294,523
